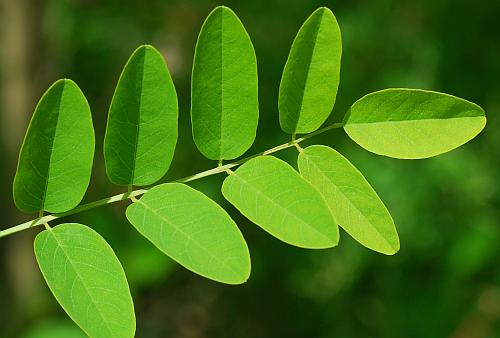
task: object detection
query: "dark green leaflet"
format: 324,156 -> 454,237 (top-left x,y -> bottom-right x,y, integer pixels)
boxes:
13,79 -> 95,213
191,6 -> 259,160
279,7 -> 342,134
104,45 -> 178,186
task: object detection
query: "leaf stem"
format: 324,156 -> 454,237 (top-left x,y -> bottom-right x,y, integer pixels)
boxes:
0,122 -> 343,239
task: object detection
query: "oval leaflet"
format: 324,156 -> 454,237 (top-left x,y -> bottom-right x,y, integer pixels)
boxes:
279,7 -> 342,134
343,88 -> 487,159
191,6 -> 259,160
222,156 -> 339,249
126,183 -> 251,285
104,45 -> 178,186
298,145 -> 399,254
13,79 -> 95,213
34,223 -> 135,338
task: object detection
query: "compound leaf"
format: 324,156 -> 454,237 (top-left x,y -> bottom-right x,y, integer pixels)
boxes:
298,145 -> 399,255
343,88 -> 487,159
191,6 -> 259,160
279,7 -> 342,134
34,223 -> 135,338
126,183 -> 250,285
104,45 -> 178,186
13,79 -> 95,213
222,156 -> 338,249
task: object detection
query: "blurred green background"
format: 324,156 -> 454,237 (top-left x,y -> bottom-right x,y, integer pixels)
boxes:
1,0 -> 499,337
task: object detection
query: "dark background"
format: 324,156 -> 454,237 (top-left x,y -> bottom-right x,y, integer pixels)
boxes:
1,0 -> 499,337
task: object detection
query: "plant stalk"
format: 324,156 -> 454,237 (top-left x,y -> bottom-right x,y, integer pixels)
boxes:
0,122 -> 343,239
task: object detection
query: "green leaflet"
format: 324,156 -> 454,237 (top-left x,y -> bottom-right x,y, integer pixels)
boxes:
343,88 -> 487,159
126,183 -> 251,285
13,79 -> 95,213
298,145 -> 399,255
34,223 -> 135,338
104,45 -> 178,186
222,156 -> 339,249
191,6 -> 259,160
279,7 -> 342,134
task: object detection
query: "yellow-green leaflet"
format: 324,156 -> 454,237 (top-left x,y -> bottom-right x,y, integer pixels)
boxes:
126,183 -> 251,285
104,45 -> 178,186
343,88 -> 486,159
279,7 -> 342,134
298,145 -> 399,255
34,223 -> 135,338
191,6 -> 259,160
222,156 -> 339,249
13,79 -> 95,213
